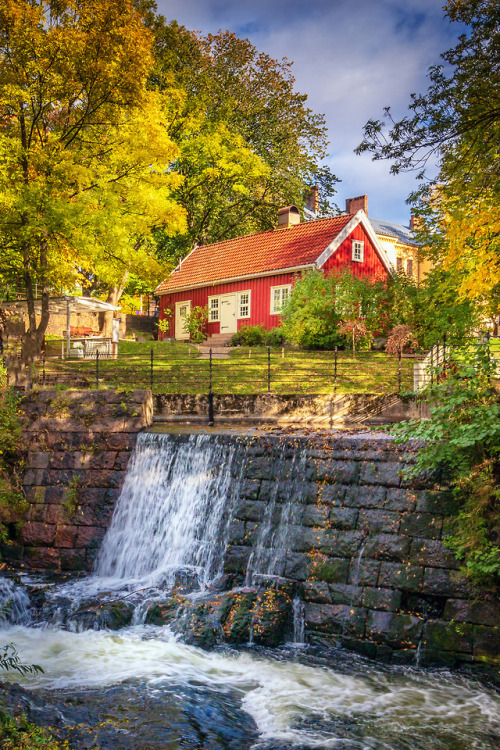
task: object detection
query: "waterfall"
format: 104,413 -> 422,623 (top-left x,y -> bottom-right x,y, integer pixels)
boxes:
0,577 -> 32,626
245,450 -> 307,585
94,433 -> 243,591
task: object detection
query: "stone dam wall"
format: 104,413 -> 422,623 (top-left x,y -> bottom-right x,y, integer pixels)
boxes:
3,389 -> 153,572
217,433 -> 498,667
3,390 -> 498,668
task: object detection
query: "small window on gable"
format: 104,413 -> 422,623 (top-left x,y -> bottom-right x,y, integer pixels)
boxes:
209,296 -> 219,322
352,240 -> 364,263
237,291 -> 250,319
406,259 -> 414,277
271,285 -> 291,314
396,257 -> 403,272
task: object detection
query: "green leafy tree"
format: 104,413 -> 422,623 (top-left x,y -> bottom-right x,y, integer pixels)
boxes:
357,0 -> 500,307
0,0 -> 185,358
144,14 -> 339,264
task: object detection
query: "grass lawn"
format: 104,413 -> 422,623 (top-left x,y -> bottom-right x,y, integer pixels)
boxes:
39,341 -> 418,395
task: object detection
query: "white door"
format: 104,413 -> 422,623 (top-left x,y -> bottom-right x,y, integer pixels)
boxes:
175,300 -> 191,340
220,294 -> 237,334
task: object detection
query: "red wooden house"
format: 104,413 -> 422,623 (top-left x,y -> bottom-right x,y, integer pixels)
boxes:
155,207 -> 393,341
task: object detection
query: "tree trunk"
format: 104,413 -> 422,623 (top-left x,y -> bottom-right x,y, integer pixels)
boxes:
21,240 -> 50,370
101,273 -> 128,337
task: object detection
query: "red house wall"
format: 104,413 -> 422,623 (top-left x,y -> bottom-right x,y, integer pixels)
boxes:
158,273 -> 298,339
158,224 -> 389,339
321,224 -> 387,279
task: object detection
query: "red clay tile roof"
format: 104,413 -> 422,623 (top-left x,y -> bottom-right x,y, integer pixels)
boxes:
156,214 -> 353,294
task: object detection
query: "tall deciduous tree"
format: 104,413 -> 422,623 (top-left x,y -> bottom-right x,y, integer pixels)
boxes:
357,0 -> 500,307
0,0 -> 185,356
144,15 -> 339,263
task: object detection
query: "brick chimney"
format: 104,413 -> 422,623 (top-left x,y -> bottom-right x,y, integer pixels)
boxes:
277,205 -> 300,228
345,194 -> 368,214
305,185 -> 319,214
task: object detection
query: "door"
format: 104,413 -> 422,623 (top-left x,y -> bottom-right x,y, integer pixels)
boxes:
220,294 -> 237,334
175,300 -> 191,340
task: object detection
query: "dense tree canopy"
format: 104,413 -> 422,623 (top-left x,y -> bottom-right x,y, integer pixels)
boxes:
0,0 -> 185,354
357,0 -> 500,307
144,13 -> 339,263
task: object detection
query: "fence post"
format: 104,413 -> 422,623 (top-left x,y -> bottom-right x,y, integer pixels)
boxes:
95,349 -> 99,389
267,346 -> 271,393
208,347 -> 214,426
334,346 -> 338,392
443,333 -> 447,364
398,347 -> 402,393
150,347 -> 154,390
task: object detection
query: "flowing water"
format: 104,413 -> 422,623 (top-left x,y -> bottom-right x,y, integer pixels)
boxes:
0,432 -> 499,749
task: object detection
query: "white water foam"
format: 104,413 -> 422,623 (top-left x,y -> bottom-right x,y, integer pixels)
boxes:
0,577 -> 32,626
2,624 -> 499,749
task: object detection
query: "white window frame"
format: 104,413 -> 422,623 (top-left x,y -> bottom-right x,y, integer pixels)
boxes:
270,284 -> 292,315
208,295 -> 220,322
237,290 -> 251,319
351,240 -> 364,263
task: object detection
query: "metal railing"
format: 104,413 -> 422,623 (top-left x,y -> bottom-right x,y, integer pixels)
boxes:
32,345 -> 426,395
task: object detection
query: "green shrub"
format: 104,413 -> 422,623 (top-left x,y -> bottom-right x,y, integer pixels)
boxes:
390,340 -> 500,585
230,326 -> 266,347
264,327 -> 286,347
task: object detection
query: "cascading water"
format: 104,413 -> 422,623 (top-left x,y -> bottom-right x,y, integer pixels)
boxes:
1,429 -> 499,749
88,432 -> 243,595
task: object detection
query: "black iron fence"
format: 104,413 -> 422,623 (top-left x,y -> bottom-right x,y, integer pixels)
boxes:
31,345 -> 426,395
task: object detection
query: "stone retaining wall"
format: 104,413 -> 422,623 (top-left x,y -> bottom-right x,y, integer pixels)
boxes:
220,433 -> 499,667
2,389 -> 153,572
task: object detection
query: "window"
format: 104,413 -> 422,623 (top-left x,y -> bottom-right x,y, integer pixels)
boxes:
208,296 -> 219,322
396,257 -> 403,272
237,291 -> 250,318
271,284 -> 291,314
406,259 -> 414,277
352,240 -> 364,262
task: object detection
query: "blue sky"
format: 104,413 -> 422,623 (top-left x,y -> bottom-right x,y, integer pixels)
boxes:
155,0 -> 462,225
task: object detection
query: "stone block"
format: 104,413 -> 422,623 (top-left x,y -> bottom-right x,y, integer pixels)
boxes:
415,491 -> 457,515
75,526 -> 105,549
322,530 -> 365,558
224,545 -> 252,574
400,513 -> 442,539
301,581 -> 332,604
361,587 -> 401,611
29,452 -> 50,469
291,526 -> 322,553
114,452 -> 131,471
107,433 -> 137,451
359,462 -> 402,487
25,546 -> 60,570
59,549 -> 87,572
21,522 -> 56,546
473,625 -> 500,663
245,458 -> 277,481
329,507 -> 358,530
312,460 -> 358,484
305,603 -> 366,637
383,488 -> 417,512
423,620 -> 474,654
283,552 -> 311,581
310,556 -> 349,584
410,539 -> 460,569
367,610 -> 423,649
43,486 -> 65,504
328,583 -> 363,606
28,505 -> 46,523
235,499 -> 267,522
444,598 -> 500,628
378,562 -> 424,591
344,486 -> 386,508
243,521 -> 261,546
302,505 -> 329,527
363,534 -> 411,562
348,559 -> 381,586
423,568 -> 471,597
319,484 -> 348,505
54,525 -> 78,548
357,510 -> 401,534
